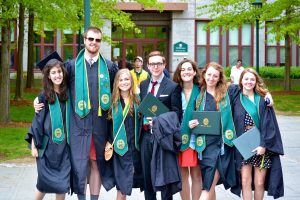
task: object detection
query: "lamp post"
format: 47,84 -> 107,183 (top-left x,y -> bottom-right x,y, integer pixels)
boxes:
84,0 -> 90,31
252,0 -> 262,74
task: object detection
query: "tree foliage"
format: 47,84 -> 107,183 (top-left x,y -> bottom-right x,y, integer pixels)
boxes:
197,0 -> 300,91
198,0 -> 300,40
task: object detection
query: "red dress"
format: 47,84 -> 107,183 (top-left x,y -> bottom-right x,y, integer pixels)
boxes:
178,147 -> 198,167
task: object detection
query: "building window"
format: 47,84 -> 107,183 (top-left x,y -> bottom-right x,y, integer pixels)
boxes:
265,24 -> 285,66
196,21 -> 222,68
33,29 -> 56,69
227,24 -> 253,67
61,30 -> 82,60
111,25 -> 169,69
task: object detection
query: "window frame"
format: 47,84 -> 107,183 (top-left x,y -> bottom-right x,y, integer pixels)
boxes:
195,20 -> 222,68
226,24 -> 254,67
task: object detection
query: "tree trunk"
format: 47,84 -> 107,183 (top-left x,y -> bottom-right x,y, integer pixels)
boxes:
284,34 -> 291,91
26,10 -> 34,88
0,22 -> 11,123
284,7 -> 292,91
15,3 -> 25,100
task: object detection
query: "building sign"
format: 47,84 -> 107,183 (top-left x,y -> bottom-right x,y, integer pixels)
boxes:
173,41 -> 188,55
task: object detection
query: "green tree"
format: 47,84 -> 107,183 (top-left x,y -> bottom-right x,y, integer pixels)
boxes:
15,2 -> 25,100
1,0 -> 161,123
0,0 -> 18,123
197,0 -> 300,91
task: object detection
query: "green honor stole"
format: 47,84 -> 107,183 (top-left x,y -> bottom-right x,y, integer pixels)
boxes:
181,85 -> 199,151
220,92 -> 236,147
240,93 -> 260,129
112,100 -> 139,156
49,94 -> 70,144
75,49 -> 111,118
194,91 -> 236,154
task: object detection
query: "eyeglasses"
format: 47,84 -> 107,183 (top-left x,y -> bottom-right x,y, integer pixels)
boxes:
148,62 -> 164,67
85,37 -> 101,43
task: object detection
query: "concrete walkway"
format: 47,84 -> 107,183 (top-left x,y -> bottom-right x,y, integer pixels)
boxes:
1,115 -> 300,200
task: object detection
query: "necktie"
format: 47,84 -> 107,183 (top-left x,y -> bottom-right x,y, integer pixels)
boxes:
89,58 -> 94,66
150,81 -> 158,95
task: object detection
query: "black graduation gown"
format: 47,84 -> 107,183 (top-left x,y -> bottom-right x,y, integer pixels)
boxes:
112,99 -> 144,195
25,93 -> 71,194
64,58 -> 118,194
199,92 -> 237,191
231,89 -> 284,199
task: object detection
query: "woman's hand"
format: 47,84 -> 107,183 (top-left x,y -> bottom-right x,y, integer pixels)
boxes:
33,97 -> 44,113
252,146 -> 266,155
188,119 -> 199,129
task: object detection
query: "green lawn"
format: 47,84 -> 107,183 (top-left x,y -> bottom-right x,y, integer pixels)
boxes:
0,128 -> 31,162
10,87 -> 40,122
273,95 -> 300,116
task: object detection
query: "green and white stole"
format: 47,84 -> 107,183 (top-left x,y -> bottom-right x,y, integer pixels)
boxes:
112,100 -> 139,156
49,94 -> 70,144
75,49 -> 111,118
194,91 -> 236,154
240,93 -> 260,129
181,85 -> 200,151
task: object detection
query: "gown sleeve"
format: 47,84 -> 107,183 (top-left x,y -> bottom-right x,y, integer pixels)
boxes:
259,100 -> 284,155
228,84 -> 240,103
25,93 -> 47,149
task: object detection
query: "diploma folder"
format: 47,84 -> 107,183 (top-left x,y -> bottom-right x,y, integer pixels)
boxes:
232,127 -> 261,160
191,111 -> 221,135
138,93 -> 169,117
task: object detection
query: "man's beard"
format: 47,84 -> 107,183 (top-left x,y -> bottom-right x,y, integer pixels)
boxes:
86,45 -> 99,54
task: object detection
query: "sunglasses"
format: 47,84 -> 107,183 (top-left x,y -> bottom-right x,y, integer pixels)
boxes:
85,37 -> 101,43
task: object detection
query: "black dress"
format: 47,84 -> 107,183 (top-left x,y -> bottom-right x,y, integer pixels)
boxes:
112,99 -> 144,195
231,88 -> 284,199
200,92 -> 236,191
26,93 -> 71,194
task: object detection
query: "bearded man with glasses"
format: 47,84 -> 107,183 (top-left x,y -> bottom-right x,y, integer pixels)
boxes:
33,27 -> 118,200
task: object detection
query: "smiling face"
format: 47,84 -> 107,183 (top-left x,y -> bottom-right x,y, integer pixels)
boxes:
241,72 -> 256,92
84,30 -> 102,56
204,66 -> 220,89
48,65 -> 64,88
118,72 -> 132,93
148,55 -> 165,80
180,62 -> 196,83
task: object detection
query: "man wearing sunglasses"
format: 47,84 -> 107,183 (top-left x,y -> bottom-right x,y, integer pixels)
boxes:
34,27 -> 118,200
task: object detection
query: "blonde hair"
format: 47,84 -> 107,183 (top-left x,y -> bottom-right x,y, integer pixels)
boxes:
108,69 -> 139,119
239,68 -> 268,96
196,62 -> 227,111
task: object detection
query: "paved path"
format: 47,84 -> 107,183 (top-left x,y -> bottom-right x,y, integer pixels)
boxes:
1,115 -> 300,200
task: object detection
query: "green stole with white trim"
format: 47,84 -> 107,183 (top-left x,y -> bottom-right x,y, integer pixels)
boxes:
240,93 -> 260,129
180,85 -> 200,151
194,91 -> 236,154
75,49 -> 111,118
49,94 -> 70,144
112,100 -> 139,156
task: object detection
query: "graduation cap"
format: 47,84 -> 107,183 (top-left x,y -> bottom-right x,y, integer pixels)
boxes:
36,51 -> 63,71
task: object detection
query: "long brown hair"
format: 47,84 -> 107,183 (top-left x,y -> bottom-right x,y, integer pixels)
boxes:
196,62 -> 227,111
42,59 -> 68,104
108,69 -> 139,119
173,59 -> 200,87
239,68 -> 268,96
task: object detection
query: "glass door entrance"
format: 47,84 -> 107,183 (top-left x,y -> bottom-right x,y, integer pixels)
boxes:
112,25 -> 169,69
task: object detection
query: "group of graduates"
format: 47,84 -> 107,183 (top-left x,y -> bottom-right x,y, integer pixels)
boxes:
25,26 -> 284,200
